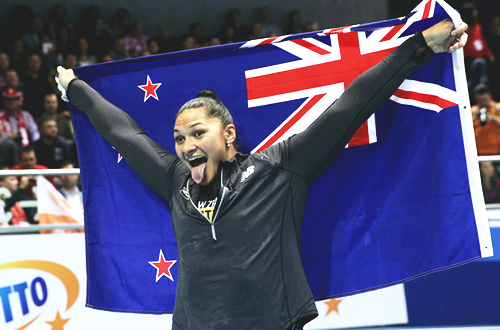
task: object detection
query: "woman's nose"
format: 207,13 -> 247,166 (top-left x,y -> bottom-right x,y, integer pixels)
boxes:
182,138 -> 196,154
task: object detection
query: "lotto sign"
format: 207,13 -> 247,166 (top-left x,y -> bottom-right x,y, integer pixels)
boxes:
0,235 -> 84,329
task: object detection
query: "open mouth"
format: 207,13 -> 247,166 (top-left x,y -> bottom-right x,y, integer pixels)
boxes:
187,155 -> 207,168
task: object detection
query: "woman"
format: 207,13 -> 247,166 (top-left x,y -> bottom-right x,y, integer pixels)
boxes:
57,20 -> 467,330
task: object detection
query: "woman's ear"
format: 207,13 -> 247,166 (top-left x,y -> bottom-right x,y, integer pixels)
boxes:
225,124 -> 236,144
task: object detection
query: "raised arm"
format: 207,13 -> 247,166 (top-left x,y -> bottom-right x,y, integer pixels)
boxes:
265,21 -> 467,181
58,67 -> 184,201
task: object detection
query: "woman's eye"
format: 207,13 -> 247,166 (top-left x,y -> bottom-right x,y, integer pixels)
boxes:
194,130 -> 205,137
175,136 -> 184,144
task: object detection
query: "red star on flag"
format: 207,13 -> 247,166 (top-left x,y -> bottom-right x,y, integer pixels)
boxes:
149,250 -> 177,282
138,75 -> 162,102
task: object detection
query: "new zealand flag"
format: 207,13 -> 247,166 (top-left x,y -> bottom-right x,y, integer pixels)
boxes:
71,0 -> 493,313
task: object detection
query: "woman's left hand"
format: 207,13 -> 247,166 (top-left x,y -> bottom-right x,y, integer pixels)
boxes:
422,20 -> 468,53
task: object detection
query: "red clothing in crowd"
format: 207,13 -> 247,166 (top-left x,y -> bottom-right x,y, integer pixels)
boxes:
10,164 -> 49,170
464,22 -> 493,59
10,202 -> 28,225
10,164 -> 56,196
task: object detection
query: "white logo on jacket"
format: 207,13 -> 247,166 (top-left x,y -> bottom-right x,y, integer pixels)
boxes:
180,186 -> 190,200
240,165 -> 255,183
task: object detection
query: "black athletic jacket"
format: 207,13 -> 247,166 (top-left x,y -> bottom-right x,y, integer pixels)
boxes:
67,32 -> 434,330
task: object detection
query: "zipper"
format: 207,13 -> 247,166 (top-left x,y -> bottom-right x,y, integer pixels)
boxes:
187,168 -> 227,241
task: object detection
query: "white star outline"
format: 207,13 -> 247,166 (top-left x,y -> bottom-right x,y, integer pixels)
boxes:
148,249 -> 177,282
138,75 -> 162,102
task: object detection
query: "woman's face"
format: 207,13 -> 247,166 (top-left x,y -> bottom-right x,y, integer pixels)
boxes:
174,107 -> 235,185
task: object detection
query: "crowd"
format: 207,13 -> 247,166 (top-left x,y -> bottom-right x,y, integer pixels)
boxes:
0,4 -> 320,168
0,1 -> 500,225
462,3 -> 500,203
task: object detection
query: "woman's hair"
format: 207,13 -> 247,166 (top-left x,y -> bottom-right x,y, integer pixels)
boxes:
176,90 -> 234,128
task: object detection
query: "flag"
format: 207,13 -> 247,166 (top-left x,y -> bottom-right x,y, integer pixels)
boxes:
37,176 -> 84,233
70,0 -> 493,314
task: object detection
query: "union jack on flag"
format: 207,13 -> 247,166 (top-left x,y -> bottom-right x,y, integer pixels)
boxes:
244,0 -> 460,152
71,0 -> 492,314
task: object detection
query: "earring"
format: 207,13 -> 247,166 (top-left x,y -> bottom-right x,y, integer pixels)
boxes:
226,143 -> 231,148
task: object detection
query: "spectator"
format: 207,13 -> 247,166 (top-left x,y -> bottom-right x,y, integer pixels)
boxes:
63,53 -> 78,70
21,53 -> 52,118
48,4 -> 76,47
0,121 -> 19,168
472,84 -> 500,155
33,117 -> 71,169
221,25 -> 237,44
58,160 -> 83,223
225,8 -> 251,42
10,146 -> 54,204
0,52 -> 9,90
140,49 -> 151,57
0,87 -> 39,149
480,161 -> 500,204
11,146 -> 46,170
4,68 -> 20,90
21,16 -> 47,54
154,23 -> 178,53
304,21 -> 319,32
8,39 -> 27,72
256,7 -> 282,37
94,17 -> 114,58
147,38 -> 160,56
113,8 -> 132,37
37,93 -> 73,142
4,68 -> 37,113
181,35 -> 196,50
77,37 -> 97,66
110,37 -> 130,61
54,26 -> 77,58
101,54 -> 113,63
75,4 -> 100,50
486,15 -> 500,100
189,23 -> 208,48
461,3 -> 495,94
284,10 -> 303,35
249,23 -> 263,40
210,37 -> 221,46
39,34 -> 58,73
125,21 -> 149,57
0,171 -> 30,226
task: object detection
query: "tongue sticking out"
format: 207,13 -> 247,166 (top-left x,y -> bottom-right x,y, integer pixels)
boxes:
191,163 -> 207,184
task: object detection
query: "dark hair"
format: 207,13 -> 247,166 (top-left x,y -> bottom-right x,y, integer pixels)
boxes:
39,116 -> 57,128
176,91 -> 234,128
44,91 -> 58,99
474,83 -> 490,95
5,67 -> 18,75
20,146 -> 35,155
61,160 -> 75,168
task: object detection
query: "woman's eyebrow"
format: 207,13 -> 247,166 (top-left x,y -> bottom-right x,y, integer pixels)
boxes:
174,122 -> 204,133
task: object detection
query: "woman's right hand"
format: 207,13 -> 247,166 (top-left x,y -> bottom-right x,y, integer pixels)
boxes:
56,66 -> 77,89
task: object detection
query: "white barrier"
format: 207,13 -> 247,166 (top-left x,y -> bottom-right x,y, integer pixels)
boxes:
0,234 -> 408,330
